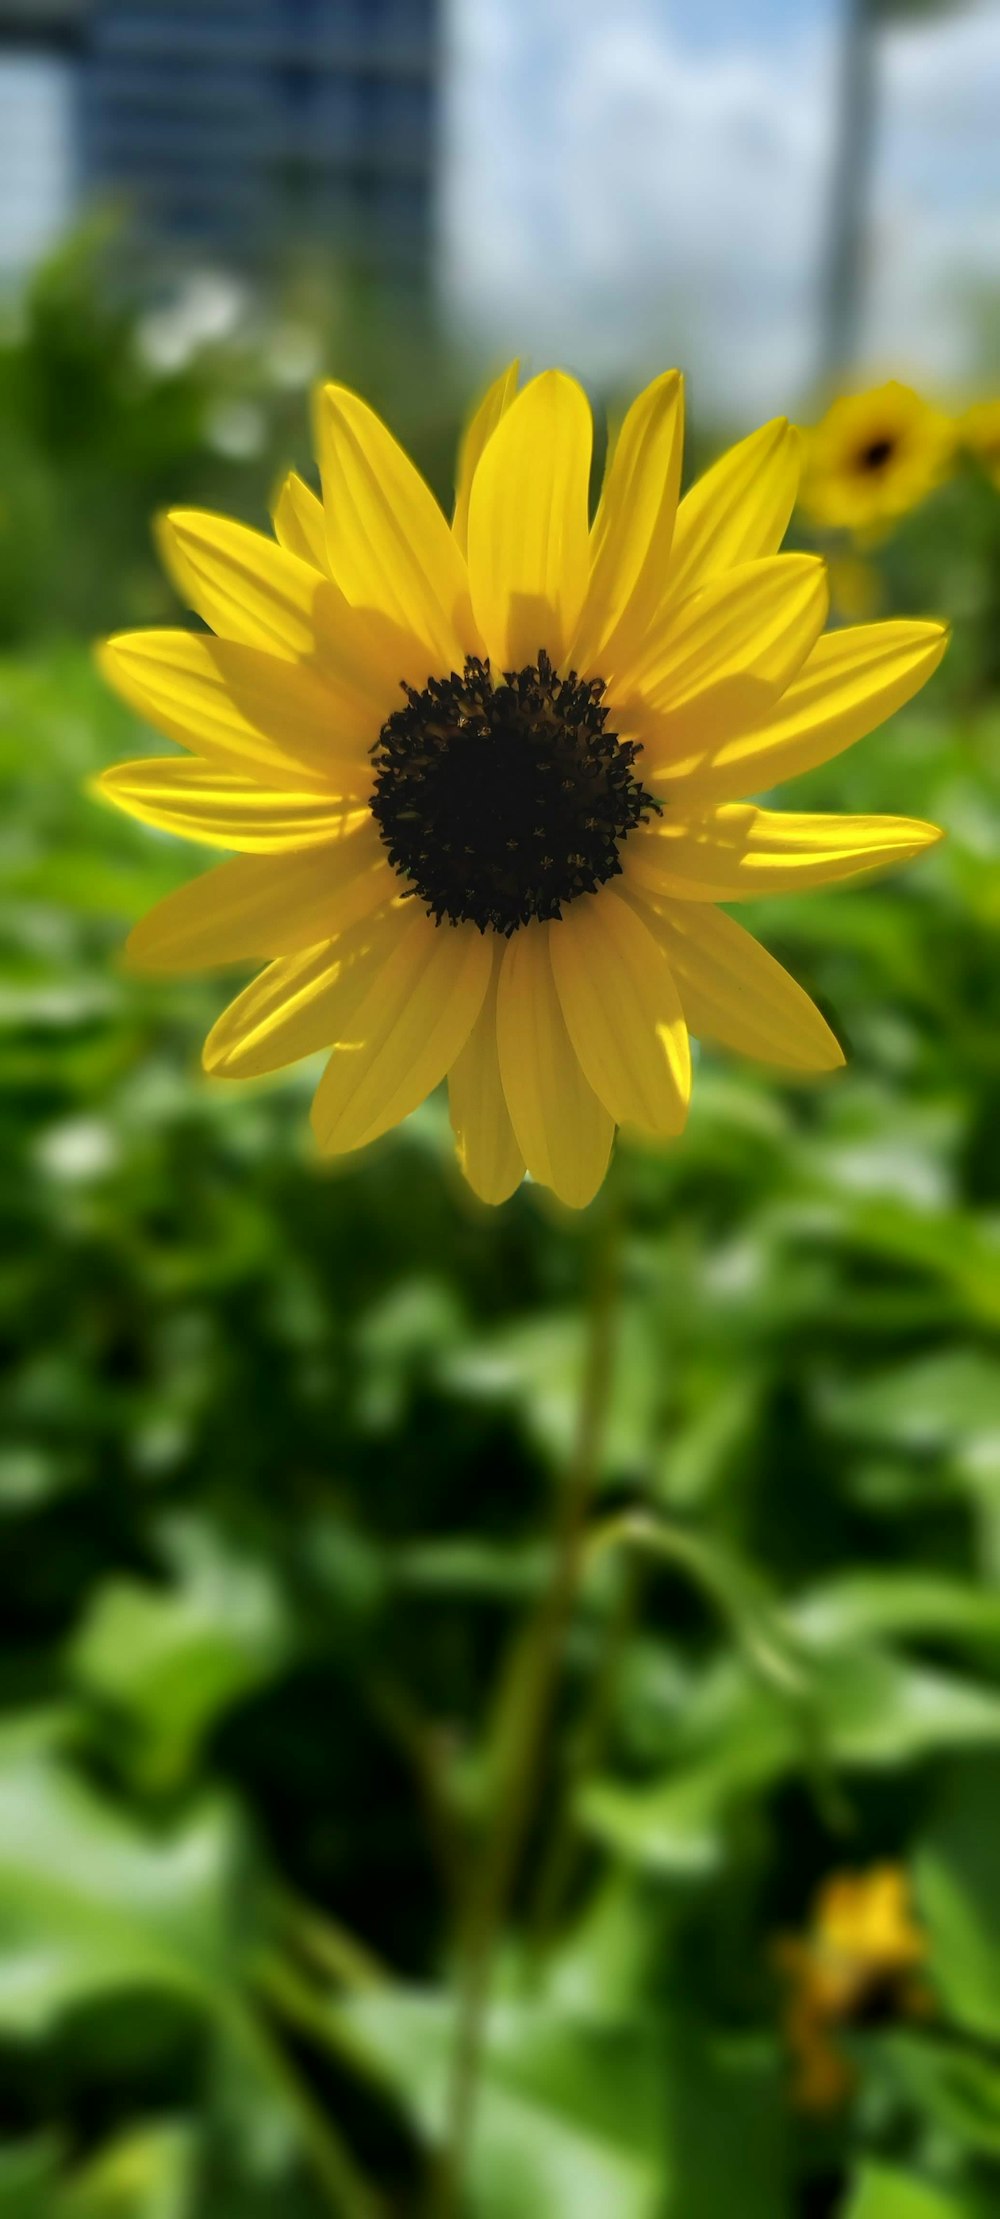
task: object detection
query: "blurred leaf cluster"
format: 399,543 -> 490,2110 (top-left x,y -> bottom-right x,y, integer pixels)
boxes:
1,228 -> 1000,2217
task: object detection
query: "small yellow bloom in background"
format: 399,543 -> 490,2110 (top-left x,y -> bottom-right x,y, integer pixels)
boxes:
776,1864 -> 932,2114
801,380 -> 956,534
97,365 -> 946,1209
959,399 -> 1000,492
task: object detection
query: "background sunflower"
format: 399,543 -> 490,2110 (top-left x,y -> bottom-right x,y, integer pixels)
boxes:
801,382 -> 956,535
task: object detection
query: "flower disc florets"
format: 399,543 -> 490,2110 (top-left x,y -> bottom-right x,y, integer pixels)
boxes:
370,650 -> 660,935
858,437 -> 895,473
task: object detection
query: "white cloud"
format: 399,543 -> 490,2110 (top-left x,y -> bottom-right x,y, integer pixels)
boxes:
444,0 -> 1000,420
869,5 -> 1000,388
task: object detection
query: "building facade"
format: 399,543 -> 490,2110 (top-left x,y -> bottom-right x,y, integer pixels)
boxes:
0,0 -> 438,280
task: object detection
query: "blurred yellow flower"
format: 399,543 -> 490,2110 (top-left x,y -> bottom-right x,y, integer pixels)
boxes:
802,381 -> 955,533
776,1864 -> 931,2114
960,399 -> 1000,491
98,367 -> 945,1208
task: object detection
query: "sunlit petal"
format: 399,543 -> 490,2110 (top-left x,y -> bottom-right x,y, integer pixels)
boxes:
123,829 -> 394,974
495,923 -> 613,1207
625,805 -> 943,900
640,896 -> 844,1069
549,887 -> 690,1135
452,361 -> 520,558
466,370 -> 593,671
315,381 -> 478,674
448,944 -> 525,1203
310,908 -> 491,1154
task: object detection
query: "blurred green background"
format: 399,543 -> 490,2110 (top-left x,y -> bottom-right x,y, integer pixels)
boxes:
2,203 -> 1000,2219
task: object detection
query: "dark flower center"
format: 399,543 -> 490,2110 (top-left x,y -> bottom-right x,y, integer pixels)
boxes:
369,651 -> 660,934
858,436 -> 895,474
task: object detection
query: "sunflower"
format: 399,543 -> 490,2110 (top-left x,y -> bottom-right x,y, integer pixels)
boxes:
97,366 -> 946,1209
802,379 -> 955,533
775,1865 -> 931,2113
959,399 -> 1000,492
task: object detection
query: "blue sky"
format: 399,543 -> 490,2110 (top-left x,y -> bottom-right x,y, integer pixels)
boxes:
0,0 -> 995,425
666,0 -> 837,52
0,54 -> 75,276
445,0 -> 1000,418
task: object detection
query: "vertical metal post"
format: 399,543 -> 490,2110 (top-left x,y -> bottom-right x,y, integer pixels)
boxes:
817,0 -> 880,388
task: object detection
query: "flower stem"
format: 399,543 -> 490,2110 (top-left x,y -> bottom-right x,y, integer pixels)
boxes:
237,1998 -> 383,2219
527,1548 -> 641,1952
434,1183 -> 621,2215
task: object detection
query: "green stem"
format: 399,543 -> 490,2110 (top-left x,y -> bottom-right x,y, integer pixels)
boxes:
236,1996 -> 384,2219
528,1549 -> 641,1950
586,1509 -> 806,1695
434,1185 -> 622,2216
585,1509 -> 853,1832
275,1886 -> 390,1993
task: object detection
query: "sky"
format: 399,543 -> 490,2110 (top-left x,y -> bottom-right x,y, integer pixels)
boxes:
0,55 -> 75,277
445,0 -> 1000,419
0,0 -> 996,424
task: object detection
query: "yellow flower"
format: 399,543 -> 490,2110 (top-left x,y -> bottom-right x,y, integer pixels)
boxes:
960,399 -> 1000,491
97,366 -> 946,1208
802,380 -> 955,533
776,1865 -> 931,2114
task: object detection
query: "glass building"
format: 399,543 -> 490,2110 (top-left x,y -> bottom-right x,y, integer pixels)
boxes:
0,0 -> 439,280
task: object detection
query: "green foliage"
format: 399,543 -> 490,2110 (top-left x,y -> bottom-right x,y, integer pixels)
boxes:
1,235 -> 1000,2214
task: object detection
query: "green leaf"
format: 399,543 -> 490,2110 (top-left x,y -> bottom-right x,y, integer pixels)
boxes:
0,2140 -> 63,2219
917,1761 -> 1000,2044
821,1353 -> 1000,1463
0,1725 -> 254,2038
811,1644 -> 1000,1767
441,1299 -> 661,1482
67,1517 -> 291,1790
580,1630 -> 1000,1875
880,2032 -> 1000,2162
661,2029 -> 788,2219
794,1573 -> 1000,1656
59,2122 -> 196,2219
340,1988 -> 668,2219
844,2162 -> 979,2219
545,1876 -> 665,2021
394,1536 -> 547,1603
579,1677 -> 796,1876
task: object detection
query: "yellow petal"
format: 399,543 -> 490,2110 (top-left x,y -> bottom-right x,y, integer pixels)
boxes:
665,418 -> 802,605
448,945 -> 525,1203
158,509 -> 330,660
572,369 -> 684,674
656,620 -> 950,804
272,471 -> 330,572
625,804 -> 943,901
157,506 -> 408,720
641,897 -> 844,1070
549,888 -> 690,1135
495,923 -> 613,1208
452,361 -> 520,559
624,555 -> 829,763
98,631 -> 372,794
204,907 -> 404,1078
466,370 -> 593,671
98,759 -> 363,851
314,382 -> 478,675
310,909 -> 491,1155
124,830 -> 395,975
